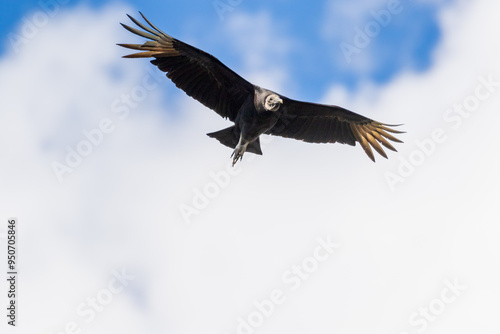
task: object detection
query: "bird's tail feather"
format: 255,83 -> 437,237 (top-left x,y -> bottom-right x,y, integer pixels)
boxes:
207,126 -> 239,150
247,138 -> 263,155
207,127 -> 263,155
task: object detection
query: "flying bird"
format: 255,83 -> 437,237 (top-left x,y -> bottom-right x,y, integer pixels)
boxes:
118,13 -> 403,166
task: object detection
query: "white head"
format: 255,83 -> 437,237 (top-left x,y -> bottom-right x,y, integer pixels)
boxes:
264,94 -> 283,112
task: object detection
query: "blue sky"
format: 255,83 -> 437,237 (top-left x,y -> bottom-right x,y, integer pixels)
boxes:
1,0 -> 444,99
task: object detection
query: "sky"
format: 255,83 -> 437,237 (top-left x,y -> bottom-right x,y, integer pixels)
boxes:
0,0 -> 499,334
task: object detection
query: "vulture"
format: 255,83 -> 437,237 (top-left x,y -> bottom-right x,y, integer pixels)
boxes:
118,13 -> 403,166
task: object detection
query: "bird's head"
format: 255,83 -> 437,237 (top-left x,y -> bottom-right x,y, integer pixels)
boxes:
264,94 -> 284,112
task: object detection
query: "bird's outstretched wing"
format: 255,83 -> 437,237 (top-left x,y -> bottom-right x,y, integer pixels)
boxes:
118,13 -> 253,121
268,98 -> 404,161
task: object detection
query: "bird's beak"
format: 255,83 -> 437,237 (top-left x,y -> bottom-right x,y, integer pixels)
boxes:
278,98 -> 284,104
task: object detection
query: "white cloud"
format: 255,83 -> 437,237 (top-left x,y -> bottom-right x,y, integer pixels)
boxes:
1,1 -> 499,334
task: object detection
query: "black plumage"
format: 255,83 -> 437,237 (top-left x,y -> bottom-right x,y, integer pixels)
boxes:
118,13 -> 404,165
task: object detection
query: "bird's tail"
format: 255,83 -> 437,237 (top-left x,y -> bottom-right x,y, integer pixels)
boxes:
207,126 -> 263,155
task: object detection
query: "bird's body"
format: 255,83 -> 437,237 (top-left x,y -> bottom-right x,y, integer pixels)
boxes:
118,13 -> 403,165
206,87 -> 283,163
240,87 -> 282,141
